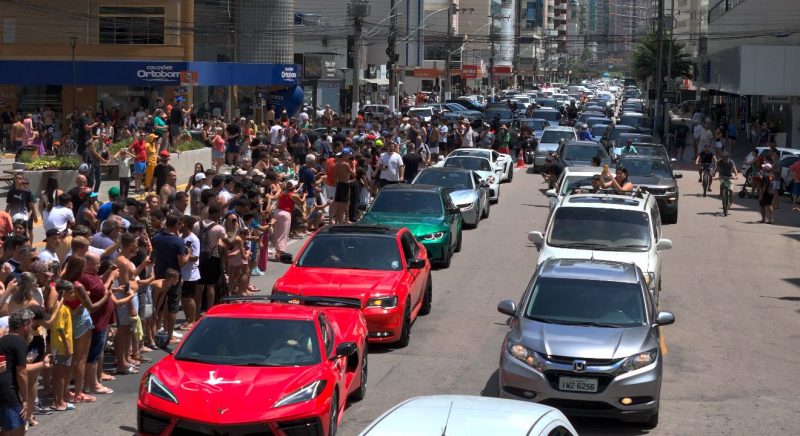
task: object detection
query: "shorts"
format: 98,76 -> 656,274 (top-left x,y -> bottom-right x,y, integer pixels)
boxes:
212,149 -> 224,160
87,328 -> 108,364
226,141 -> 240,154
792,182 -> 800,197
760,193 -> 774,206
72,308 -> 93,339
180,280 -> 199,298
305,197 -> 316,209
114,291 -> 139,326
164,281 -> 181,314
199,256 -> 222,285
134,161 -> 146,175
0,404 -> 25,431
138,286 -> 153,319
334,182 -> 350,203
52,352 -> 72,366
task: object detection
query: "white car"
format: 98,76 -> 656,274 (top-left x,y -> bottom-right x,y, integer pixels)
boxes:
407,107 -> 434,122
441,155 -> 501,203
447,148 -> 514,183
545,166 -> 602,211
528,190 -> 672,303
359,395 -> 577,436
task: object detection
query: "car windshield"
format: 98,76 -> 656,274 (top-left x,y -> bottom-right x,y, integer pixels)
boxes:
414,170 -> 473,190
525,277 -> 646,327
548,207 -> 651,251
610,128 -> 634,142
564,144 -> 605,162
487,110 -> 514,119
619,159 -> 673,178
533,111 -> 560,121
445,156 -> 492,171
297,234 -> 402,271
370,190 -> 443,215
536,99 -> 557,108
541,130 -> 575,143
620,115 -> 650,129
522,120 -> 549,131
591,125 -> 609,137
175,318 -> 321,366
620,144 -> 666,158
586,118 -> 609,128
561,175 -> 599,195
446,103 -> 468,111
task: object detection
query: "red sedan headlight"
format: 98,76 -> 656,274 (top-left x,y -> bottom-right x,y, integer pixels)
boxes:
366,296 -> 398,309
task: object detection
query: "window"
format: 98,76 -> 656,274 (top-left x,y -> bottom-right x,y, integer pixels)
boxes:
400,232 -> 418,261
99,6 -> 165,44
318,315 -> 334,357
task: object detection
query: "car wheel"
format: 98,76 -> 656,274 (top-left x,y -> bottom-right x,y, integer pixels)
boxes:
663,209 -> 678,225
350,346 -> 368,401
482,201 -> 491,219
507,166 -> 514,182
439,243 -> 452,268
396,304 -> 411,347
328,391 -> 339,435
643,411 -> 659,429
420,275 -> 432,315
454,230 -> 462,253
470,210 -> 480,229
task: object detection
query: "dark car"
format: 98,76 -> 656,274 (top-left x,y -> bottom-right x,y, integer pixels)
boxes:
585,116 -> 611,129
426,103 -> 484,123
608,124 -> 638,149
576,111 -> 606,125
616,142 -> 670,161
617,155 -> 681,224
484,108 -> 516,126
535,98 -> 558,109
555,140 -> 612,168
448,98 -> 484,112
532,108 -> 562,127
619,113 -> 652,133
612,133 -> 655,158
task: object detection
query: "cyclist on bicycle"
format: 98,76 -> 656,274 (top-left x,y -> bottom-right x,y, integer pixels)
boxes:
713,151 -> 739,187
695,143 -> 717,185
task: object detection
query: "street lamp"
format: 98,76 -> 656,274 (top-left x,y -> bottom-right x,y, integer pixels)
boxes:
348,0 -> 371,120
69,37 -> 77,116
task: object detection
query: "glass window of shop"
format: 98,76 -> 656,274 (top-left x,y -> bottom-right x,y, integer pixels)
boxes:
97,86 -> 160,120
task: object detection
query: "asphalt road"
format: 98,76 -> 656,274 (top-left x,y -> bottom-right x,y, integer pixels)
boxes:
30,164 -> 800,435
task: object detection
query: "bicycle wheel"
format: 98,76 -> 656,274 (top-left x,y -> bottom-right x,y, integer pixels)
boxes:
722,187 -> 729,216
702,171 -> 709,197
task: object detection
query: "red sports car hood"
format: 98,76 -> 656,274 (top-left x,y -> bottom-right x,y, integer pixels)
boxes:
146,357 -> 327,423
277,267 -> 404,303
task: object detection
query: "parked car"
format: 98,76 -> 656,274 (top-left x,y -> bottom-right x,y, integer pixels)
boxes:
425,102 -> 484,122
360,184 -> 463,267
484,108 -> 517,126
617,155 -> 682,224
137,295 -> 368,436
515,118 -> 550,141
273,224 -> 432,347
498,258 -> 675,428
360,395 -> 577,436
528,190 -> 672,300
412,167 -> 490,227
590,124 -> 612,144
449,98 -> 484,111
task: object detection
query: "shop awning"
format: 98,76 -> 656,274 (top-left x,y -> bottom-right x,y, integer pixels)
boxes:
0,60 -> 301,87
361,77 -> 390,86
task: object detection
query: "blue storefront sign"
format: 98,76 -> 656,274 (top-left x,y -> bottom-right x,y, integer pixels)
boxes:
0,60 -> 301,87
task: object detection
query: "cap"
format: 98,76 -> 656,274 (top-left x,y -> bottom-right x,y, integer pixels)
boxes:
194,173 -> 207,182
78,163 -> 90,173
19,246 -> 37,256
44,228 -> 62,241
286,180 -> 299,190
342,147 -> 353,155
175,96 -> 186,102
720,151 -> 729,158
108,186 -> 120,198
159,150 -> 170,158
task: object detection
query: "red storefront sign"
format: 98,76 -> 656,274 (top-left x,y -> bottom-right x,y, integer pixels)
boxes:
461,64 -> 479,79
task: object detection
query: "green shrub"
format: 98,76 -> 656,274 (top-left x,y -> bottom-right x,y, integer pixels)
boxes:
25,156 -> 80,170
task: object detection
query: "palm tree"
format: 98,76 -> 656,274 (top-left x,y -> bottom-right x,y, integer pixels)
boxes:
631,32 -> 693,83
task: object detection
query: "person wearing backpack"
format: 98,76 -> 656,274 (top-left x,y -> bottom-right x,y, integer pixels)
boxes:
193,204 -> 229,310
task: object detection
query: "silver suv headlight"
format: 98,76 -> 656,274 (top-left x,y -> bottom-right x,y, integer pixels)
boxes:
617,349 -> 658,375
506,341 -> 547,372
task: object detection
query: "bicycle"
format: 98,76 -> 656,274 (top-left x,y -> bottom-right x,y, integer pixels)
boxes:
720,176 -> 734,216
700,163 -> 713,197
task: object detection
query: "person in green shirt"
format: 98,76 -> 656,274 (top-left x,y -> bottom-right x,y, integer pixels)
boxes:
153,110 -> 167,138
498,124 -> 511,154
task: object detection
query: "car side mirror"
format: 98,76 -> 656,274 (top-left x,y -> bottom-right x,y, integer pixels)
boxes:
545,189 -> 557,198
656,239 -> 672,251
655,311 -> 675,326
334,342 -> 358,358
674,173 -> 683,179
447,206 -> 461,214
528,231 -> 544,246
497,299 -> 517,317
407,258 -> 426,269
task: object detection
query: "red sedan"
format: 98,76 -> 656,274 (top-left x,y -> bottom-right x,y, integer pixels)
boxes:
273,224 -> 433,347
137,295 -> 368,436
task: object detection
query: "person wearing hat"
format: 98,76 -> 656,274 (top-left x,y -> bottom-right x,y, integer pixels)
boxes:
153,149 -> 175,196
144,133 -> 159,192
97,186 -> 121,222
189,172 -> 208,216
39,228 -> 63,273
713,150 -> 739,202
76,189 -> 99,232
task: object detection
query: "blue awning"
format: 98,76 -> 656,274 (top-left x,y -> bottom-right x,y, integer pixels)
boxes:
0,60 -> 301,87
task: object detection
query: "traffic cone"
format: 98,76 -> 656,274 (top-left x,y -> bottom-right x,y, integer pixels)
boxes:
516,150 -> 525,168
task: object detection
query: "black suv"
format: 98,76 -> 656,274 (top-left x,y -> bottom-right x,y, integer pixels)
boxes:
617,155 -> 681,224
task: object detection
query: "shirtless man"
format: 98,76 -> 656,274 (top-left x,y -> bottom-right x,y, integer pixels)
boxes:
11,116 -> 25,152
138,268 -> 180,348
159,170 -> 178,205
332,151 -> 356,224
114,233 -> 151,371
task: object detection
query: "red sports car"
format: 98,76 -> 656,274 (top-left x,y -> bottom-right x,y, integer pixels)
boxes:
137,295 -> 368,436
273,224 -> 433,347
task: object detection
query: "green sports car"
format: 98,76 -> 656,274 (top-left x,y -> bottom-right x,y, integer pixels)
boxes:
360,184 -> 463,267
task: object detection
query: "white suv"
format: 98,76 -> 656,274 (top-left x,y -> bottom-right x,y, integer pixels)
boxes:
529,191 -> 672,303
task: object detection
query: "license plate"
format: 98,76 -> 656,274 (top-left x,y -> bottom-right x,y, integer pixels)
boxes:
558,376 -> 598,393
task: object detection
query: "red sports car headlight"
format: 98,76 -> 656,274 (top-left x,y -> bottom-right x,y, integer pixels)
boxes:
273,380 -> 327,408
145,373 -> 179,404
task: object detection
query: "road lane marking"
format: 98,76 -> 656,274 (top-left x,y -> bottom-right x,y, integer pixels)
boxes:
659,326 -> 669,355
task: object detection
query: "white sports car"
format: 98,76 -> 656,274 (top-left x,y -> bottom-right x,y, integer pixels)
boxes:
441,155 -> 501,203
446,148 -> 514,183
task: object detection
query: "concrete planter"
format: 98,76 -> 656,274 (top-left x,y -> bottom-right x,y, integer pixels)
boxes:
101,147 -> 209,182
17,169 -> 78,199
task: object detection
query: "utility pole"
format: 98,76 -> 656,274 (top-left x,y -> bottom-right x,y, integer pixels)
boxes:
445,2 -> 456,101
489,12 -> 496,102
665,0 -> 675,152
654,0 -> 665,142
387,0 -> 399,112
348,0 -> 371,120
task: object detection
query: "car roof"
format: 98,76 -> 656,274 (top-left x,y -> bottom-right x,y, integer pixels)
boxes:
205,301 -> 320,321
380,183 -> 442,193
565,140 -> 603,147
539,258 -> 641,284
562,166 -> 602,176
543,126 -> 575,132
534,107 -> 559,112
561,191 -> 652,210
361,395 -> 564,436
518,117 -> 548,123
315,224 -> 399,236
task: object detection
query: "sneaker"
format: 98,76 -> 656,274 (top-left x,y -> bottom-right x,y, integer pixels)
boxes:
251,268 -> 261,276
172,331 -> 183,339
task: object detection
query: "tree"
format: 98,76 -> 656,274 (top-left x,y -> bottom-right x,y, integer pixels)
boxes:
631,32 -> 692,83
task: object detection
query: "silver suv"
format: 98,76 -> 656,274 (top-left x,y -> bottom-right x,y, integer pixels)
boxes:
497,258 -> 675,428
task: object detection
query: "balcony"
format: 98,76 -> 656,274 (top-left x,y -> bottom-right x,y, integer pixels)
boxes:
708,0 -> 748,23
